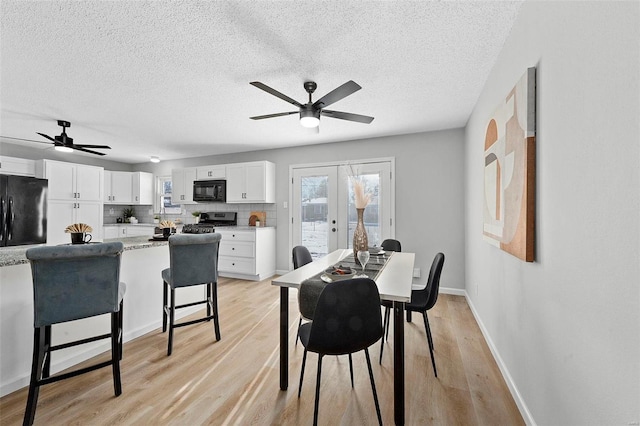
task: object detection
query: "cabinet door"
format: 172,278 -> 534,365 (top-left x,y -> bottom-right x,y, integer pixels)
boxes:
132,172 -> 153,205
110,171 -> 132,204
47,200 -> 75,245
44,161 -> 75,200
244,163 -> 266,202
225,164 -> 246,202
104,171 -> 113,203
76,202 -> 103,241
103,226 -> 120,239
196,166 -> 226,180
182,168 -> 197,204
171,169 -> 186,202
75,165 -> 103,201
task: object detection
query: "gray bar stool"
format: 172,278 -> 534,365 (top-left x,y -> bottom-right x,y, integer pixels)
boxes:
24,242 -> 126,426
162,233 -> 222,356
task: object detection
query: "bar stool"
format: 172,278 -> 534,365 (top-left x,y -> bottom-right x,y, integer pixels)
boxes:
162,233 -> 222,356
24,242 -> 126,426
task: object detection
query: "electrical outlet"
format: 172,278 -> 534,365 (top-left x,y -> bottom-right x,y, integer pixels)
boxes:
109,208 -> 114,215
413,268 -> 420,278
283,201 -> 288,209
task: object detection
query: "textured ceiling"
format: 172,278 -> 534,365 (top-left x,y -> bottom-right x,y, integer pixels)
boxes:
0,0 -> 522,164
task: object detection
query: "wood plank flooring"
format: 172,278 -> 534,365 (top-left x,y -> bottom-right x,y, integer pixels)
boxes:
0,277 -> 523,425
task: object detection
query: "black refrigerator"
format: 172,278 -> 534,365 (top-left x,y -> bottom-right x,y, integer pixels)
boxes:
0,175 -> 48,247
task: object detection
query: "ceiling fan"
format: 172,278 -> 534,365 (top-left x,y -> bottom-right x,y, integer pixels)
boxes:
249,80 -> 374,128
1,120 -> 111,156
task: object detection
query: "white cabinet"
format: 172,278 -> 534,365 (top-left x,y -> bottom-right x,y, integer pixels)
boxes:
37,160 -> 104,245
104,171 -> 133,204
103,224 -> 155,239
196,165 -> 225,180
103,226 -> 120,239
171,168 -> 197,204
0,156 -> 35,176
226,161 -> 275,203
217,227 -> 275,280
39,160 -> 103,201
48,200 -> 103,245
132,172 -> 154,205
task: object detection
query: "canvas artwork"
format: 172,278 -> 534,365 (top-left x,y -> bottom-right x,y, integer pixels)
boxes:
483,67 -> 536,262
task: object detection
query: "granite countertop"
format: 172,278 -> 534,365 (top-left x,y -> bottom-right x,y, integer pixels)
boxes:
0,236 -> 168,268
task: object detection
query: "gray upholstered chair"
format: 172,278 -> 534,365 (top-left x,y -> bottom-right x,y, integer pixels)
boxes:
24,242 -> 126,426
162,233 -> 222,356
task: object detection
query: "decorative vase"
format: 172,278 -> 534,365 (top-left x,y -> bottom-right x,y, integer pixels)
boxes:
353,208 -> 368,263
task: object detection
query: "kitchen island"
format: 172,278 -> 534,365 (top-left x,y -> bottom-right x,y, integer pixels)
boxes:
0,236 -> 203,397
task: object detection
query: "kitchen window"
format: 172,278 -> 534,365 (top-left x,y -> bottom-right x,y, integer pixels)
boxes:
156,176 -> 181,214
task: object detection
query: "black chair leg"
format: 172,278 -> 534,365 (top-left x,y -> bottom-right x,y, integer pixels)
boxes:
407,310 -> 412,322
167,288 -> 175,356
298,349 -> 307,398
295,317 -> 302,346
313,354 -> 324,426
379,307 -> 389,364
211,282 -> 221,341
423,311 -> 437,377
43,325 -> 51,378
162,280 -> 168,333
348,353 -> 354,388
119,300 -> 124,360
24,327 -> 45,426
111,310 -> 122,396
206,282 -> 212,318
364,348 -> 383,426
384,307 -> 391,340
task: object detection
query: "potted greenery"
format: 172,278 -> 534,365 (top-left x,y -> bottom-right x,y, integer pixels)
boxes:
192,211 -> 201,223
153,215 -> 160,224
122,206 -> 135,223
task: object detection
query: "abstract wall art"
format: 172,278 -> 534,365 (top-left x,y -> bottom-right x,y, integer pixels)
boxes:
483,67 -> 536,262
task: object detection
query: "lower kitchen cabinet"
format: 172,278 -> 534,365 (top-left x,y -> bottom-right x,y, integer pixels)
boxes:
217,227 -> 275,281
47,200 -> 103,245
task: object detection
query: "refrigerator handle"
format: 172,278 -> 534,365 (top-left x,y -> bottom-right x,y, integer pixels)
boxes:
0,196 -> 5,243
7,196 -> 13,241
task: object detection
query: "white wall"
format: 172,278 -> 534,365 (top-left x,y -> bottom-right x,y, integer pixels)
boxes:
139,129 -> 466,290
464,1 -> 639,424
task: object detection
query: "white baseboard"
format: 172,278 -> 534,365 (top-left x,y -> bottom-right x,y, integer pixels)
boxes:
439,286 -> 466,296
463,291 -> 536,426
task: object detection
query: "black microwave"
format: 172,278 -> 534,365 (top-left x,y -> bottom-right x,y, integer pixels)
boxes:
193,179 -> 226,202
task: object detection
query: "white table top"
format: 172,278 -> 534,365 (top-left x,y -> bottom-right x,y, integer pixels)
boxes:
272,249 -> 415,302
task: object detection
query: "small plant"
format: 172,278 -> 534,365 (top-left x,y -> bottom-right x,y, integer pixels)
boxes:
192,211 -> 201,218
122,206 -> 135,223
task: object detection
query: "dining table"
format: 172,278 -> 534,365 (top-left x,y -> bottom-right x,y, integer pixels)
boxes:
272,248 -> 415,425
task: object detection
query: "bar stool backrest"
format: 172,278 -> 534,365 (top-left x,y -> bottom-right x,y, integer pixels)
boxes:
26,242 -> 125,327
168,233 -> 221,288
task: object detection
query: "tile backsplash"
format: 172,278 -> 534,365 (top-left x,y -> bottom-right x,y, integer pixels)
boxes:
103,203 -> 277,226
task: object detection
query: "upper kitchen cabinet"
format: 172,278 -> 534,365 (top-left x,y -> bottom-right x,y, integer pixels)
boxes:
171,167 -> 197,204
226,161 -> 275,203
132,171 -> 153,205
37,159 -> 103,201
0,156 -> 36,176
196,165 -> 225,180
104,170 -> 133,204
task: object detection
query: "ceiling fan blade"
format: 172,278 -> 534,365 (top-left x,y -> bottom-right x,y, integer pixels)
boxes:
70,146 -> 107,156
321,110 -> 374,124
0,135 -> 51,144
250,82 -> 303,108
37,132 -> 57,142
312,80 -> 361,109
250,111 -> 298,120
75,144 -> 112,149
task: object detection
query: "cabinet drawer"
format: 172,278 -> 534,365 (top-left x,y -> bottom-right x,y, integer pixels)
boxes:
218,230 -> 255,242
219,241 -> 254,258
218,257 -> 254,274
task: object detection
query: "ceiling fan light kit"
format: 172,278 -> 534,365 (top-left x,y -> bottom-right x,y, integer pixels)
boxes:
249,80 -> 374,129
150,156 -> 160,163
54,145 -> 74,153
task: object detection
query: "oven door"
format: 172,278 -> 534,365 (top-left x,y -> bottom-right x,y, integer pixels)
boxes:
193,180 -> 226,202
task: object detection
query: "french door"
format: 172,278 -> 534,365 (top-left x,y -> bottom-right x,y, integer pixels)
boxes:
291,160 -> 393,261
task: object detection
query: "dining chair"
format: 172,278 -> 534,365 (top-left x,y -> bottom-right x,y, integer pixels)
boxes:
24,242 -> 126,426
293,245 -> 313,346
379,252 -> 445,377
162,233 -> 222,356
298,278 -> 383,426
381,238 -> 402,252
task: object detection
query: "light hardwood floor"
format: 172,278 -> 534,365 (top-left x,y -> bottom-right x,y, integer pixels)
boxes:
0,277 -> 524,425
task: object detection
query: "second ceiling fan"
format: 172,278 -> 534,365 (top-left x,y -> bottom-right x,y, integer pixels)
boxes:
249,80 -> 374,128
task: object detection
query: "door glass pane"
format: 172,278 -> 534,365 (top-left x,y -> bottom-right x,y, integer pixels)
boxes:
347,173 -> 381,248
300,175 -> 329,258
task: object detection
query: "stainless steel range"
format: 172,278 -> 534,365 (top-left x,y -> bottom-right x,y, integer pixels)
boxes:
182,212 -> 237,234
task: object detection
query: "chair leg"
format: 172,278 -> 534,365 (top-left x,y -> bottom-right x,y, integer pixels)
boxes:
167,288 -> 175,356
407,310 -> 412,322
211,282 -> 221,341
364,348 -> 383,426
423,311 -> 437,377
206,282 -> 212,318
24,327 -> 45,426
380,307 -> 389,364
162,280 -> 168,333
313,354 -> 324,426
119,300 -> 124,360
384,307 -> 391,340
295,317 -> 302,346
348,353 -> 354,388
42,325 -> 51,378
298,349 -> 307,398
111,310 -> 122,396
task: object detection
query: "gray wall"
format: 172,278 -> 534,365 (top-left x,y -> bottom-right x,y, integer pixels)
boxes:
139,129 -> 466,289
464,1 -> 639,424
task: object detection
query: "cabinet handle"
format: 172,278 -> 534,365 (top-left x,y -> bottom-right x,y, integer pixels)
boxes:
135,196 -> 138,201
